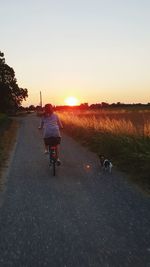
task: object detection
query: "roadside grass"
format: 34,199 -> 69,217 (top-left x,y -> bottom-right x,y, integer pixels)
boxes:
58,110 -> 150,194
0,114 -> 18,191
0,113 -> 9,125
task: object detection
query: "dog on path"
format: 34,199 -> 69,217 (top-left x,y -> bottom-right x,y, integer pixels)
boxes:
99,155 -> 113,173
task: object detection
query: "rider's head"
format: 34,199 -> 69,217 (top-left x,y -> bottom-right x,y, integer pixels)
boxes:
44,104 -> 53,115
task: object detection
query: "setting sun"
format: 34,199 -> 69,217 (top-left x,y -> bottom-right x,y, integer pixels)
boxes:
65,96 -> 78,106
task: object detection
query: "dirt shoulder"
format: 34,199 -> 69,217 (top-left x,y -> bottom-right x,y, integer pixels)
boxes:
0,118 -> 19,191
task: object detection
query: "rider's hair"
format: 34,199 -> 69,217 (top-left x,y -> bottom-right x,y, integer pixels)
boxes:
44,104 -> 53,116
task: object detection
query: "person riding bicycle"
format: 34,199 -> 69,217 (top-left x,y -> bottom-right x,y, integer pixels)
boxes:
39,103 -> 63,165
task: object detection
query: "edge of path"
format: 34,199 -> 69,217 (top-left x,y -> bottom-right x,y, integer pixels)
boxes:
0,117 -> 20,207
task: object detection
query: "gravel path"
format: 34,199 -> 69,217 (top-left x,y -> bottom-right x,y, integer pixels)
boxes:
0,114 -> 150,267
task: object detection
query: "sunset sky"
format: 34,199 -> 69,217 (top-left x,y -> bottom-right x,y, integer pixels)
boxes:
1,0 -> 150,106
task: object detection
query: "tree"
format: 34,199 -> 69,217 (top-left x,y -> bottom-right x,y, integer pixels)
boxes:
28,105 -> 35,110
79,103 -> 89,110
0,51 -> 28,112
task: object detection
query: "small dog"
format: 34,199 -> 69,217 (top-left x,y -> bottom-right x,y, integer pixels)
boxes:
99,155 -> 113,173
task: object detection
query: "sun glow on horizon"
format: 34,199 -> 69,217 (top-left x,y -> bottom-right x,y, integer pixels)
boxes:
65,96 -> 79,106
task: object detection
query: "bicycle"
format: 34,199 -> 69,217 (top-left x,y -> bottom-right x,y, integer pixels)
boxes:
38,126 -> 62,176
48,145 -> 57,176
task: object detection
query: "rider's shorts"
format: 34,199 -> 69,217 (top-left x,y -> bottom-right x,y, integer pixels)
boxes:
44,137 -> 61,146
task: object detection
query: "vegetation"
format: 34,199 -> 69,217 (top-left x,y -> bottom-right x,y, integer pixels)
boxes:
0,113 -> 8,125
58,109 -> 150,194
0,51 -> 28,113
0,50 -> 28,188
0,117 -> 18,190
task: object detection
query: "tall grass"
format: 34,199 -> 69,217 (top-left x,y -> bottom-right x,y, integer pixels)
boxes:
59,109 -> 150,136
58,109 -> 150,194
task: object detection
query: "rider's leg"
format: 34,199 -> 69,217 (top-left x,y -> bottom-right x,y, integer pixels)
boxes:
56,145 -> 61,165
44,144 -> 49,153
44,139 -> 49,153
56,145 -> 59,159
56,137 -> 61,159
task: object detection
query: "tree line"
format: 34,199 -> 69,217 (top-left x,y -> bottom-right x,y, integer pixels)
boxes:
25,101 -> 150,113
0,51 -> 28,113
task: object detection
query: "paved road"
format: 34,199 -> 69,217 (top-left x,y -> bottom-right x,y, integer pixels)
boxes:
0,114 -> 150,267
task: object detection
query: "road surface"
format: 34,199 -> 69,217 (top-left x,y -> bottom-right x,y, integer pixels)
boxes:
0,114 -> 150,267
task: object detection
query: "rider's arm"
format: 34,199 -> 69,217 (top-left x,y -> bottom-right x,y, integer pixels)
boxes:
38,117 -> 44,129
57,116 -> 63,129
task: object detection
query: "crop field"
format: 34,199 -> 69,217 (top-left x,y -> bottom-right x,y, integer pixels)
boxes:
58,108 -> 150,194
59,109 -> 150,137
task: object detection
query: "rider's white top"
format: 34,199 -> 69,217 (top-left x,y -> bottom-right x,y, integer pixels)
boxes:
41,113 -> 62,138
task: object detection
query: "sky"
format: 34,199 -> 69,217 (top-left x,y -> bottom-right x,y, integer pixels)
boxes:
1,0 -> 150,106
